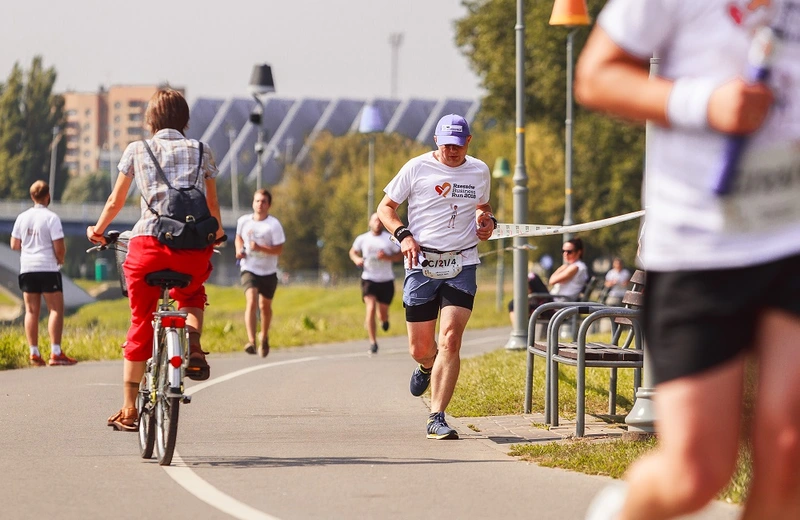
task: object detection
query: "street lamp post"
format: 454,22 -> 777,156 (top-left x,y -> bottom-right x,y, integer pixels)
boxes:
504,0 -> 529,351
549,0 -> 590,243
248,63 -> 276,191
624,55 -> 659,439
388,33 -> 404,99
49,126 -> 61,197
359,104 -> 384,220
228,127 -> 240,215
492,157 -> 511,312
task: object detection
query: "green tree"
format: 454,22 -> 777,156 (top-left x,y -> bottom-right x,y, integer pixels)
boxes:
274,132 -> 426,278
60,170 -> 112,203
455,0 -> 644,267
0,57 -> 65,200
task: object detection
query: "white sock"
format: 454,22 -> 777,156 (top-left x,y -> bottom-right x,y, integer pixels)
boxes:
30,346 -> 40,357
585,481 -> 628,520
51,344 -> 62,356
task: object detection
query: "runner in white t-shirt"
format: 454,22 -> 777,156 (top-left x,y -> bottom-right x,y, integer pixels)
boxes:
10,181 -> 76,367
235,189 -> 286,358
575,1 -> 800,519
377,114 -> 496,440
349,213 -> 403,354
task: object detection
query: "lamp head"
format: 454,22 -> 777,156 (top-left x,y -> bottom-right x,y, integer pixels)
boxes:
358,104 -> 384,134
549,0 -> 591,26
492,157 -> 511,179
248,64 -> 276,97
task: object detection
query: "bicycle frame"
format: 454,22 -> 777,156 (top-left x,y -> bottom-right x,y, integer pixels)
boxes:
151,285 -> 190,395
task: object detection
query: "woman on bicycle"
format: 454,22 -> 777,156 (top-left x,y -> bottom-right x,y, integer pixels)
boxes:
87,88 -> 223,432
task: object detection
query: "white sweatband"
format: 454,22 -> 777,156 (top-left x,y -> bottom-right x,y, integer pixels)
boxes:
666,77 -> 717,130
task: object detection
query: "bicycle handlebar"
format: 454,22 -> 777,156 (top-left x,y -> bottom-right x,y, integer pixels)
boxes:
86,231 -> 228,253
85,230 -> 121,253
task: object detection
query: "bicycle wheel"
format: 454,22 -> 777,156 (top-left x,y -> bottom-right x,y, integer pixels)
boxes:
137,370 -> 155,459
155,329 -> 181,466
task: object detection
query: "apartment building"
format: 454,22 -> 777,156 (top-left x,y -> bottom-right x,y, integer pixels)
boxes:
62,85 -> 182,176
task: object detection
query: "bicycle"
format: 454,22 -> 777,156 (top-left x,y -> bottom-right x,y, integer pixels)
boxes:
88,230 -> 224,465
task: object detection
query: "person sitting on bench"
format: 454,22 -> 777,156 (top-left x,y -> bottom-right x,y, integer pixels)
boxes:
549,238 -> 589,301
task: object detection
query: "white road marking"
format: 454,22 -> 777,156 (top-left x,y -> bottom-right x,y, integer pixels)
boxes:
157,335 -> 508,519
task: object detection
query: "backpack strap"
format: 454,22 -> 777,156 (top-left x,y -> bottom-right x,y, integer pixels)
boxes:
196,142 -> 204,186
140,139 -> 205,217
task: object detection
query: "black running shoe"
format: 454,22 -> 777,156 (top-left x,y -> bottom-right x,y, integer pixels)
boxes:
427,412 -> 458,440
381,321 -> 389,332
258,337 -> 270,358
409,364 -> 432,396
369,343 -> 378,354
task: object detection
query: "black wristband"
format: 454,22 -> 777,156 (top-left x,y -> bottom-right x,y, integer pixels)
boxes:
489,215 -> 498,229
394,226 -> 413,242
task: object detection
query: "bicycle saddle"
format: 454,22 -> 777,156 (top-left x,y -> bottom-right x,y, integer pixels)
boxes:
144,270 -> 192,289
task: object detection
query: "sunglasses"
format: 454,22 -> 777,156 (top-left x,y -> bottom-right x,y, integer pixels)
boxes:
562,249 -> 576,254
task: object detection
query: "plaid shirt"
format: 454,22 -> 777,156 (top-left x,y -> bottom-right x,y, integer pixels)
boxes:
119,129 -> 218,238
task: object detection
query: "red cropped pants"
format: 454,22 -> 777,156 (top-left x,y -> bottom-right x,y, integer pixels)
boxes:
122,236 -> 214,362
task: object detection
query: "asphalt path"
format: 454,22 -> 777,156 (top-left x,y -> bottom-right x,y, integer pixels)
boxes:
0,327 -> 739,520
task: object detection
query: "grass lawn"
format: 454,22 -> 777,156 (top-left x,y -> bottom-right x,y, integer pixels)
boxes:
453,347 -> 753,505
0,280 -> 512,369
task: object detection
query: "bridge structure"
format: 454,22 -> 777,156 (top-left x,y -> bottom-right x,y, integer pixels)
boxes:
0,201 -> 242,237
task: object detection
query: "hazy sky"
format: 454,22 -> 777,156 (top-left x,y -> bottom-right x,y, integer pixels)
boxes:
1,0 -> 484,105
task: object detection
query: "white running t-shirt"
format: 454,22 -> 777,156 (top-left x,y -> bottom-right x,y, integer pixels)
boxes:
384,152 -> 491,267
599,0 -> 800,271
351,230 -> 401,283
11,204 -> 64,273
236,214 -> 286,276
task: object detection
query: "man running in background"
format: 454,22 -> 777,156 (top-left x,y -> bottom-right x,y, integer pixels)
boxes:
349,213 -> 403,354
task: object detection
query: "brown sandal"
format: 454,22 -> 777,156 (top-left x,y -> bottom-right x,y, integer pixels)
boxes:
107,407 -> 138,432
186,344 -> 210,381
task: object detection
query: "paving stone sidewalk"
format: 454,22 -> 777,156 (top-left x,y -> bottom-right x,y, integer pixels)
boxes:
448,412 -> 628,452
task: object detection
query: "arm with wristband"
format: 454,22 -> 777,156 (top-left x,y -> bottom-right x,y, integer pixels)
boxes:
377,194 -> 420,268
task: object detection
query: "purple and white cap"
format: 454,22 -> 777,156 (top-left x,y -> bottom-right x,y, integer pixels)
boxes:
434,114 -> 471,146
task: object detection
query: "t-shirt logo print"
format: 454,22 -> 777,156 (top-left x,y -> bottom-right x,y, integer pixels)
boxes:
435,182 -> 452,197
726,0 -> 773,25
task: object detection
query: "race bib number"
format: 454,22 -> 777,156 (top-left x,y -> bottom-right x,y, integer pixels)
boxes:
421,251 -> 462,279
723,142 -> 800,233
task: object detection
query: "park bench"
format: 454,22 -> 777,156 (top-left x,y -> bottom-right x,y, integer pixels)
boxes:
524,270 -> 646,437
527,274 -> 599,341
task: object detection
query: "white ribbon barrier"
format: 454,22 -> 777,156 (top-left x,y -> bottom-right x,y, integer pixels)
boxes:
490,210 -> 645,240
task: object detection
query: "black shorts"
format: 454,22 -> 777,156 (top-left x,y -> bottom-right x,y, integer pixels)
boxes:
19,272 -> 63,293
643,254 -> 800,385
241,271 -> 278,299
361,279 -> 395,305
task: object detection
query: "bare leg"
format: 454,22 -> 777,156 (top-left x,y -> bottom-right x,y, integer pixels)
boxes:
377,302 -> 390,326
618,358 -> 745,520
259,295 -> 273,343
22,292 -> 42,347
364,295 -> 378,344
742,310 -> 800,519
244,287 -> 258,344
122,358 -> 147,409
407,319 -> 437,369
184,306 -> 204,336
429,305 -> 471,413
42,291 -> 64,345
